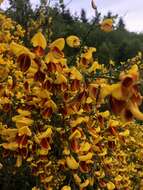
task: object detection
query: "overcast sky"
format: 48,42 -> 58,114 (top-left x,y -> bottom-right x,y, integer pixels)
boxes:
63,0 -> 143,33
1,0 -> 143,33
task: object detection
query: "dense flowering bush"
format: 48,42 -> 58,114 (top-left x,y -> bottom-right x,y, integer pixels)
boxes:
0,3 -> 143,190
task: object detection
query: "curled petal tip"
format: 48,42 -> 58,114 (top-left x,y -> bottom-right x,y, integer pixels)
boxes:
128,101 -> 143,120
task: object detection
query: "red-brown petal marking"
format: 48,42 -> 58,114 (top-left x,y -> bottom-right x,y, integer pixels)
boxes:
80,161 -> 90,173
123,109 -> 133,121
17,135 -> 28,148
61,83 -> 67,91
46,62 -> 57,72
17,54 -> 31,72
71,79 -> 80,91
34,46 -> 45,56
81,57 -> 88,66
83,103 -> 92,112
43,80 -> 52,90
56,62 -> 63,72
34,70 -> 45,82
42,107 -> 53,118
24,81 -> 29,91
70,139 -> 80,152
121,76 -> 134,98
109,96 -> 126,115
40,138 -> 49,149
3,103 -> 12,113
52,47 -> 64,58
122,76 -> 133,88
77,90 -> 88,103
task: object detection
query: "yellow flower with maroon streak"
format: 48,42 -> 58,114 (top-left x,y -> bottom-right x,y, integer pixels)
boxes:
66,35 -> 80,48
12,115 -> 33,128
35,127 -> 52,155
31,32 -> 47,56
10,42 -> 35,58
100,18 -> 113,32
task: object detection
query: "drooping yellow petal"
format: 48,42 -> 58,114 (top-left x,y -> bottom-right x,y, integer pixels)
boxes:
80,179 -> 90,189
2,142 -> 18,151
17,109 -> 31,116
107,181 -> 115,190
66,156 -> 79,170
78,152 -> 93,161
31,32 -> 47,49
128,101 -> 143,120
37,127 -> 52,140
49,38 -> 65,50
66,35 -> 80,48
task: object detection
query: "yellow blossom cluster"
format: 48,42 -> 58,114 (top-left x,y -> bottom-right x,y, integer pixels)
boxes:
0,15 -> 143,190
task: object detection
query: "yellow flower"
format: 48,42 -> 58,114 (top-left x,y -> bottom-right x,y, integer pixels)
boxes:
12,115 -> 33,128
31,32 -> 47,49
107,181 -> 115,190
49,38 -> 65,51
18,126 -> 32,137
88,61 -> 101,73
69,67 -> 83,80
61,186 -> 71,190
79,142 -> 91,152
80,179 -> 90,189
17,109 -> 31,116
101,18 -> 113,32
69,129 -> 81,140
37,127 -> 52,140
73,174 -> 81,184
1,142 -> 18,151
66,156 -> 79,170
66,35 -> 80,48
10,42 -> 35,58
55,73 -> 67,84
78,152 -> 93,161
